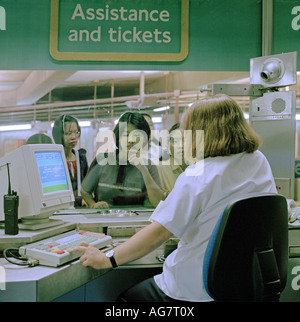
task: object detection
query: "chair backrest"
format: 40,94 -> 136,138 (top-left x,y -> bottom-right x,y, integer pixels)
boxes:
203,192 -> 288,302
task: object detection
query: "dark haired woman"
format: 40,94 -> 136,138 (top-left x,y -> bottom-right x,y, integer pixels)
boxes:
81,112 -> 161,208
52,115 -> 88,206
26,133 -> 53,144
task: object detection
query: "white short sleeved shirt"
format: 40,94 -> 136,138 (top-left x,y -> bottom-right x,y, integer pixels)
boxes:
152,151 -> 277,302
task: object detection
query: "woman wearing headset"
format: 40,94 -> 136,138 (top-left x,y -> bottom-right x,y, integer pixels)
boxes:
52,115 -> 88,206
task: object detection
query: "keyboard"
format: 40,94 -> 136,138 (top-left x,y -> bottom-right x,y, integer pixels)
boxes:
54,208 -> 152,217
19,230 -> 112,267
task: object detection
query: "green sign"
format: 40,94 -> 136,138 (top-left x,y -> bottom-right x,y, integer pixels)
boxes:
273,0 -> 300,70
0,0 -> 263,71
50,0 -> 189,62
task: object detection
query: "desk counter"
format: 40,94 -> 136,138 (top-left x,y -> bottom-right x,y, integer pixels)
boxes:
0,207 -> 162,302
0,256 -> 162,302
2,209 -> 300,302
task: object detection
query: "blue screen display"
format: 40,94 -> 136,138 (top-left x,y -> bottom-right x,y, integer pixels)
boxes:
34,151 -> 69,194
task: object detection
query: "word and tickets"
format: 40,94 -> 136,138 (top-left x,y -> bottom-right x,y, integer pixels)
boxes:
69,4 -> 172,44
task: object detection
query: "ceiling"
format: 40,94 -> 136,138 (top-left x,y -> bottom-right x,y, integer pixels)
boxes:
0,69 -> 299,126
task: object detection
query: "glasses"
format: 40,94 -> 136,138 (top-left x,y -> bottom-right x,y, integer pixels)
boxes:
64,131 -> 80,137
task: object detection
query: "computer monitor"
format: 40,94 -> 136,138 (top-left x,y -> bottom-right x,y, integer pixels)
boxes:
0,144 -> 74,230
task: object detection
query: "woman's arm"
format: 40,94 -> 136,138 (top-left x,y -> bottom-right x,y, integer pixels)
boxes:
68,221 -> 173,269
81,188 -> 109,209
136,164 -> 165,206
80,188 -> 96,207
80,162 -> 109,208
128,153 -> 165,206
114,220 -> 172,265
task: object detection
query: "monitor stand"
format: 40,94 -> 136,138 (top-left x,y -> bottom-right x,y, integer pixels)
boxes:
19,217 -> 65,230
0,222 -> 76,252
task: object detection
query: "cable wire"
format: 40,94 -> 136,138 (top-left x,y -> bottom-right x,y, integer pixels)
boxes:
3,248 -> 38,266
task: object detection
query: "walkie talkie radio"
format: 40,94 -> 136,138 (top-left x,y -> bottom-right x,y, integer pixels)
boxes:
1,163 -> 19,235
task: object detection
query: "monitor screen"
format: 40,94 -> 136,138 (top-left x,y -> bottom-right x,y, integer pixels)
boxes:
35,151 -> 69,194
0,144 -> 74,227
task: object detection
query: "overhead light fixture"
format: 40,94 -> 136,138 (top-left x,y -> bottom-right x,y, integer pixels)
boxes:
0,124 -> 32,132
79,121 -> 91,127
152,116 -> 162,123
50,120 -> 92,128
153,106 -> 170,112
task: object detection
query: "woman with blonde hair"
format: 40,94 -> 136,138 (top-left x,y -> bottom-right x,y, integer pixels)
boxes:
182,94 -> 261,159
69,94 -> 277,302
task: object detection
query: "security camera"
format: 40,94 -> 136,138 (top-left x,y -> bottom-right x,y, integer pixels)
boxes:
260,58 -> 284,83
250,51 -> 297,88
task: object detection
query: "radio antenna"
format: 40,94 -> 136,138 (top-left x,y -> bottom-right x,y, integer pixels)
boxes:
7,163 -> 11,195
0,163 -> 12,195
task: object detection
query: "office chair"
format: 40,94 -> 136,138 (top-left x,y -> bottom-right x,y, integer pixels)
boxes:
203,192 -> 288,302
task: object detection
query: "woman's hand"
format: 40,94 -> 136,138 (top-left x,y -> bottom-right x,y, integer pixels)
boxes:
69,221 -> 173,270
128,150 -> 148,172
91,201 -> 109,209
68,242 -> 112,269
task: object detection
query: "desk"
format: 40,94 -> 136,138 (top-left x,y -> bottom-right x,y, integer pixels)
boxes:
2,209 -> 300,301
0,207 -> 164,302
0,257 -> 107,301
0,256 -> 162,302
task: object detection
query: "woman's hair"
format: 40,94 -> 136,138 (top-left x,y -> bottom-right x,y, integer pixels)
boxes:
140,112 -> 152,120
114,111 -> 151,150
169,123 -> 180,133
26,133 -> 53,144
180,94 -> 261,158
89,111 -> 151,170
52,115 -> 81,145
